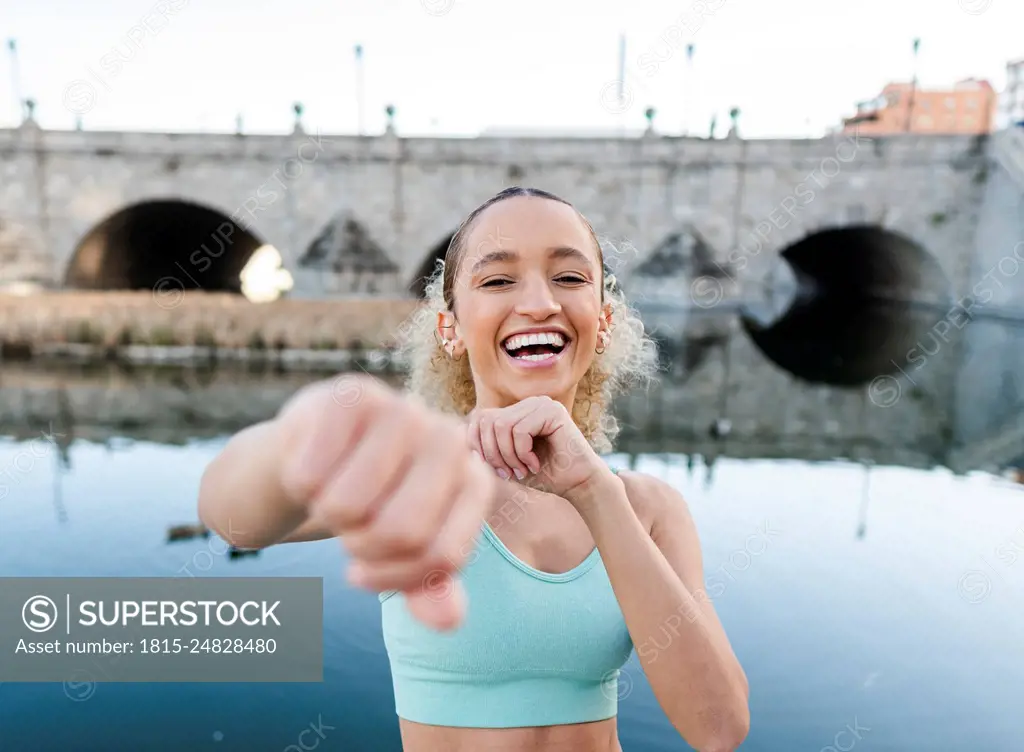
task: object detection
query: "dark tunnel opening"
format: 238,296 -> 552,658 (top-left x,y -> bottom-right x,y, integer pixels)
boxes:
65,200 -> 266,293
740,225 -> 954,386
409,233 -> 455,299
779,226 -> 950,302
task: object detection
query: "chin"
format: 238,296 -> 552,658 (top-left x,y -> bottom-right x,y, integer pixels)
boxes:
501,365 -> 584,403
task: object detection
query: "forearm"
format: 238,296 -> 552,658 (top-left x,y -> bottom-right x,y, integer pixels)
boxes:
570,474 -> 748,750
197,418 -> 309,549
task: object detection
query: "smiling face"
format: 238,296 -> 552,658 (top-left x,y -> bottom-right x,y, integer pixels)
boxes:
437,195 -> 612,411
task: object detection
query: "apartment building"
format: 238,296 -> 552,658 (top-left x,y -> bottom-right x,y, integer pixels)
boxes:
842,79 -> 997,135
999,58 -> 1024,127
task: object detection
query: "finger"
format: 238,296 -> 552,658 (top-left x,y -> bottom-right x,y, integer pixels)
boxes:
430,455 -> 494,570
341,440 -> 465,563
350,421 -> 466,561
405,578 -> 466,632
478,415 -> 512,480
309,404 -> 418,531
347,552 -> 448,593
345,458 -> 491,587
492,412 -> 530,480
279,382 -> 367,503
509,411 -> 542,475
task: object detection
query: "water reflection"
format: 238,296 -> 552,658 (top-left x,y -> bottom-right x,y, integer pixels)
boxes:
3,309 -> 1022,474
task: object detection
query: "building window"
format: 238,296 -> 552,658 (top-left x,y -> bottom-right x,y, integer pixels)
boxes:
918,115 -> 933,127
945,97 -> 956,109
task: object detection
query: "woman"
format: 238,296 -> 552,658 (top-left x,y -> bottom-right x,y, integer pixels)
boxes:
198,187 -> 750,751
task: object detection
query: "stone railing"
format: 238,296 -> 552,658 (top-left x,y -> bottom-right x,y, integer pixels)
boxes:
0,292 -> 422,354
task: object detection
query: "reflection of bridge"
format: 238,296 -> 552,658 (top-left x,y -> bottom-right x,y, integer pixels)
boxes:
2,119 -> 1022,312
2,309 -> 1020,474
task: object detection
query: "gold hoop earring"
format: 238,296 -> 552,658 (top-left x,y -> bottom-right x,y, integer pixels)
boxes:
595,332 -> 609,355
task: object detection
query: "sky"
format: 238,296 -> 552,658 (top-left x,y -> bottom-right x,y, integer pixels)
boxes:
3,0 -> 1023,139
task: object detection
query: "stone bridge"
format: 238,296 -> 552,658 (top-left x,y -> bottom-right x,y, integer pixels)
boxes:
2,118 -> 1021,313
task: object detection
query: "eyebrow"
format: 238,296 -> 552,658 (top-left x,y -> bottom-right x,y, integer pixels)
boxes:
469,246 -> 594,275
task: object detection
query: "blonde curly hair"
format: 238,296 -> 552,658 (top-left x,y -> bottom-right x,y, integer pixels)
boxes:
395,187 -> 659,454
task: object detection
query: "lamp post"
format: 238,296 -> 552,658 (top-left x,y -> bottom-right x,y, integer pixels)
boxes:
905,37 -> 920,133
355,44 -> 365,136
616,33 -> 627,137
728,107 -> 740,138
7,39 -> 23,124
683,43 -> 694,136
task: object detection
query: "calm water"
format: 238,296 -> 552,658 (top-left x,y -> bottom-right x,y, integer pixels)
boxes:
1,311 -> 1023,751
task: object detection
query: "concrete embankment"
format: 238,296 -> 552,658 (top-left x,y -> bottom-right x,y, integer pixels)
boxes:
0,292 -> 421,369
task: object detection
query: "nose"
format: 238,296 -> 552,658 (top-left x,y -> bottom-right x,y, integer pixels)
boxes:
514,275 -> 562,319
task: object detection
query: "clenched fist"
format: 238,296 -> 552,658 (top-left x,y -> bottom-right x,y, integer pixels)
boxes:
277,374 -> 497,631
465,395 -> 607,501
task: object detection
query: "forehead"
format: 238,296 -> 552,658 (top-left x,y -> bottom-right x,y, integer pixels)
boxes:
460,196 -> 598,266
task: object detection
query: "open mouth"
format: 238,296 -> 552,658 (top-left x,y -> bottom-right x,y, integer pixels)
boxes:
501,331 -> 570,362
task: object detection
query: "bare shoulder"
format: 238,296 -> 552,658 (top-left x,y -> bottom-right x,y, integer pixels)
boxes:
613,469 -> 706,588
613,469 -> 693,537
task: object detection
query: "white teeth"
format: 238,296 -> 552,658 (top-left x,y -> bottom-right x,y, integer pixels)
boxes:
513,352 -> 557,362
502,331 -> 567,352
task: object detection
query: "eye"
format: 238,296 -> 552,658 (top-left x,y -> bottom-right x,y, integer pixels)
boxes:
481,278 -> 512,288
555,274 -> 588,285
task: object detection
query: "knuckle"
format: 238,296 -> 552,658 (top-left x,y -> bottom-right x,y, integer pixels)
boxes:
280,463 -> 317,504
426,548 -> 460,573
317,501 -> 364,531
378,521 -> 431,554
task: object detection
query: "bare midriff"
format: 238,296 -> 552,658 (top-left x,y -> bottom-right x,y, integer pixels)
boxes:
398,718 -> 623,752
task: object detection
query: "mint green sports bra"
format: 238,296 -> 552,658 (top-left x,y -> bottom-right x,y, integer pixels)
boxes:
378,478 -> 634,728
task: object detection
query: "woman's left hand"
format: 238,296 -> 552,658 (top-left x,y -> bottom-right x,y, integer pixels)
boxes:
466,396 -> 607,500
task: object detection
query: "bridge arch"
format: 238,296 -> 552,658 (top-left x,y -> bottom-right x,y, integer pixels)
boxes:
775,224 -> 950,303
741,224 -> 953,386
409,232 -> 455,299
65,199 -> 291,301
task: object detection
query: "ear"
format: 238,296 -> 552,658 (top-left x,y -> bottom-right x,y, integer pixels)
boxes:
599,302 -> 614,335
436,310 -> 466,358
437,310 -> 454,340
